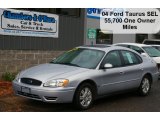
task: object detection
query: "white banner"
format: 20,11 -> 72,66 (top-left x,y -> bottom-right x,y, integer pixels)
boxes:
100,8 -> 160,34
0,8 -> 59,38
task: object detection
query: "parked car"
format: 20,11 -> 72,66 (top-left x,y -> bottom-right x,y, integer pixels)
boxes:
142,39 -> 160,51
143,39 -> 160,45
114,43 -> 160,71
12,45 -> 159,110
151,45 -> 160,51
143,39 -> 160,51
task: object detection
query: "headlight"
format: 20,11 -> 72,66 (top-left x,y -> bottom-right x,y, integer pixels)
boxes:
15,73 -> 20,82
43,79 -> 69,87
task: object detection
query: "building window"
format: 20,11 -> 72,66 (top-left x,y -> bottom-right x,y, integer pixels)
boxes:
136,34 -> 148,43
16,8 -> 52,13
15,8 -> 80,17
56,9 -> 80,17
154,34 -> 160,39
96,29 -> 113,44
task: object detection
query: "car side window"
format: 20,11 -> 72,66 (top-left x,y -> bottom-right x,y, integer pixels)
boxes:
129,45 -> 145,54
100,51 -> 122,68
121,50 -> 142,66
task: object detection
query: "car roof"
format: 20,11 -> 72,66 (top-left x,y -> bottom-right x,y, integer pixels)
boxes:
78,44 -> 139,53
114,43 -> 152,47
82,44 -> 111,48
78,45 -> 110,51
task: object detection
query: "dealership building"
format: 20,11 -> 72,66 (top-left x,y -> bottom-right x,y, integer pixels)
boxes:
0,8 -> 160,77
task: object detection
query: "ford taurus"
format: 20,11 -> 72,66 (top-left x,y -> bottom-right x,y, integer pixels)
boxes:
12,45 -> 159,110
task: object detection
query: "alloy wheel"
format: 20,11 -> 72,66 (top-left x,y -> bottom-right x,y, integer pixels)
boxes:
79,87 -> 92,107
142,78 -> 150,94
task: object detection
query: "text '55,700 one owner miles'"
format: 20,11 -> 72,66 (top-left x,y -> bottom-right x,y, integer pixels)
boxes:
102,11 -> 158,29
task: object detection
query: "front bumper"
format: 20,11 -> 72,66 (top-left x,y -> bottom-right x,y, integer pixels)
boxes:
12,81 -> 76,103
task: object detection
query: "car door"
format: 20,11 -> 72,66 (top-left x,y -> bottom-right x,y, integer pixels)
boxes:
119,50 -> 143,89
97,50 -> 126,95
97,50 -> 143,95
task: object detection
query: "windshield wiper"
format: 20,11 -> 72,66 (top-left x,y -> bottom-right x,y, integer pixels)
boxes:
51,62 -> 80,67
60,63 -> 81,67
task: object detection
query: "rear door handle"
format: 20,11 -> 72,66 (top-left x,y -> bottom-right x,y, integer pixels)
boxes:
119,71 -> 125,74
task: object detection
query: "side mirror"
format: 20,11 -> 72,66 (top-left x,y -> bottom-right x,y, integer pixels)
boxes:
141,53 -> 148,57
103,63 -> 113,69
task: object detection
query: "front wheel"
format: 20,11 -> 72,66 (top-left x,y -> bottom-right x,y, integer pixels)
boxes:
138,75 -> 152,96
73,83 -> 95,110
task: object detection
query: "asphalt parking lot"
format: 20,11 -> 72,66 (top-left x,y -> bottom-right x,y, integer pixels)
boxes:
1,80 -> 160,112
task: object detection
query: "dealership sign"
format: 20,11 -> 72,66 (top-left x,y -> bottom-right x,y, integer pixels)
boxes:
87,8 -> 102,19
0,9 -> 59,38
87,8 -> 125,19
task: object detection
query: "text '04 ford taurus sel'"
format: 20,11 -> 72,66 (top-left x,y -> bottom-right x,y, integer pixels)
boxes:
12,45 -> 159,110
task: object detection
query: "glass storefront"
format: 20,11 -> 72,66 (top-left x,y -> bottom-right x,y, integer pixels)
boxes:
96,29 -> 113,44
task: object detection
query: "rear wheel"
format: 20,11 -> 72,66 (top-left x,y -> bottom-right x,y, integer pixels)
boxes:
73,83 -> 95,110
138,75 -> 152,96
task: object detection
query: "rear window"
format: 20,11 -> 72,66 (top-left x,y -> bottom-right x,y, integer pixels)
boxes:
129,45 -> 145,54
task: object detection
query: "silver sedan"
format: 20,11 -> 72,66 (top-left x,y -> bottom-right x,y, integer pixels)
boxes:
12,45 -> 159,110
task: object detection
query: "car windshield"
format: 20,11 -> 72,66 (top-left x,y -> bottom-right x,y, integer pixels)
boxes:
142,46 -> 160,57
50,48 -> 105,69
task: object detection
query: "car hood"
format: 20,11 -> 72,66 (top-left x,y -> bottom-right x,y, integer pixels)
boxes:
152,57 -> 160,64
19,63 -> 89,82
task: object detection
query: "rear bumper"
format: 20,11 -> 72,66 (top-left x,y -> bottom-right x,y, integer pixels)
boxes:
12,81 -> 76,103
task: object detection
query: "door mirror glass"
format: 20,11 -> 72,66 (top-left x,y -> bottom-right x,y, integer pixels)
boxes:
104,63 -> 113,69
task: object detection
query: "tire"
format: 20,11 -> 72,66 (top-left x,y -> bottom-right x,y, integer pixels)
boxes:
138,75 -> 152,96
73,83 -> 95,110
